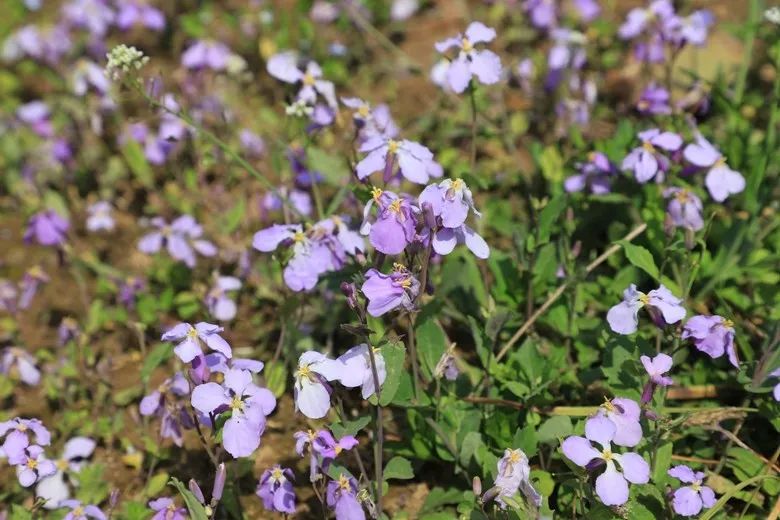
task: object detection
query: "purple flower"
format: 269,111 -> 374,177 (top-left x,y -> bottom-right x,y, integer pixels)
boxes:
561,416 -> 650,506
418,179 -> 489,259
564,152 -> 615,194
138,215 -> 217,268
139,372 -> 192,447
36,437 -> 96,509
118,276 -> 145,309
148,498 -> 187,520
361,265 -> 420,317
621,129 -> 682,183
547,29 -> 587,73
72,60 -> 110,97
115,1 -> 165,31
683,134 -> 745,202
356,135 -> 441,184
596,397 -> 643,447
341,98 -> 399,142
637,83 -> 671,115
434,347 -> 459,381
191,368 -> 276,458
59,500 -> 106,520
267,51 -> 337,109
572,0 -> 601,22
326,474 -> 365,520
257,466 -> 296,514
668,465 -> 717,516
239,129 -> 265,158
391,0 -> 419,21
313,430 -> 359,462
86,201 -> 115,232
336,344 -> 387,399
62,0 -> 115,37
17,100 -> 53,137
182,40 -> 233,71
24,210 -> 69,247
607,284 -> 686,335
262,189 -> 313,217
641,353 -> 673,386
664,188 -> 704,231
769,368 -> 780,402
681,315 -> 738,367
294,429 -> 320,481
492,449 -> 541,508
667,10 -> 715,47
366,190 -> 417,255
434,22 -> 502,93
0,418 -> 51,463
0,347 -> 40,385
524,0 -> 557,29
0,279 -> 18,313
162,322 -> 232,363
618,1 -> 675,40
18,266 -> 49,310
12,444 -> 57,487
206,275 -> 241,321
294,352 -> 342,419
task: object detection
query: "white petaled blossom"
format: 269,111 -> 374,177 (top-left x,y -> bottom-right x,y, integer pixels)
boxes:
285,99 -> 314,118
105,44 -> 149,80
765,6 -> 780,24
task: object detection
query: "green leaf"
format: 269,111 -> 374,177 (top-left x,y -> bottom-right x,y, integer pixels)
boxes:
75,464 -> 110,504
264,360 -> 287,398
619,241 -> 660,280
169,477 -> 209,520
221,198 -> 245,234
379,343 -> 406,406
145,472 -> 169,497
652,441 -> 673,486
419,487 -> 465,514
331,415 -> 371,438
537,194 -> 566,246
121,140 -> 154,187
415,318 -> 447,379
9,505 -> 32,520
140,343 -> 172,384
536,416 -> 573,444
120,501 -> 151,520
384,456 -> 415,480
459,431 -> 482,467
538,145 -> 564,184
512,424 -> 538,457
307,147 -> 348,185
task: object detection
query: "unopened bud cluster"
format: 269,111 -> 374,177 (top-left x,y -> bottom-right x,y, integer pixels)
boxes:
105,44 -> 149,80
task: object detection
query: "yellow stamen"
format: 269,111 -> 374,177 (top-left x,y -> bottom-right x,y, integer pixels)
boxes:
392,262 -> 407,271
451,178 -> 464,192
297,365 -> 313,381
26,459 -> 38,470
461,37 -> 474,52
601,448 -> 613,461
73,507 -> 85,517
587,152 -> 597,162
271,467 -> 284,480
338,474 -> 351,491
691,482 -> 702,492
638,293 -> 650,305
642,141 -> 656,153
56,458 -> 69,471
388,199 -> 402,214
399,277 -> 412,289
302,72 -> 315,86
371,186 -> 383,201
293,231 -> 306,243
508,449 -> 522,464
674,189 -> 690,203
387,140 -> 399,154
357,104 -> 370,118
722,318 -> 734,328
230,395 -> 244,411
186,327 -> 198,339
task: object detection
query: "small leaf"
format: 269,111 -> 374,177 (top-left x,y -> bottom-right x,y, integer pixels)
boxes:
379,343 -> 406,406
415,318 -> 447,379
619,241 -> 660,280
140,343 -> 172,384
264,360 -> 287,398
537,194 -> 567,246
121,140 -> 154,188
331,415 -> 371,438
384,456 -> 414,480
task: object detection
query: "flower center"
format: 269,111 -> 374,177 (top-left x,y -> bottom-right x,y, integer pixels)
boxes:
338,474 -> 351,491
398,276 -> 412,289
371,186 -> 383,201
302,72 -> 316,86
292,231 -> 306,243
296,365 -> 313,381
57,458 -> 69,471
17,424 -> 28,432
674,189 -> 690,203
461,37 -> 473,52
601,448 -> 613,462
387,139 -> 400,154
335,445 -> 343,455
230,395 -> 244,412
271,467 -> 284,481
388,199 -> 402,214
186,327 -> 198,340
638,293 -> 650,305
73,507 -> 85,518
715,157 -> 727,167
451,178 -> 464,192
587,152 -> 597,162
691,481 -> 702,492
508,449 -> 522,464
357,104 -> 370,118
642,141 -> 656,153
26,458 -> 38,470
722,318 -> 734,328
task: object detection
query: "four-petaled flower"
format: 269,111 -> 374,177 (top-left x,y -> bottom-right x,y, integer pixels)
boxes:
161,322 -> 232,363
356,135 -> 441,185
622,129 -> 682,183
668,465 -> 717,517
337,344 -> 387,399
361,265 -> 420,317
326,474 -> 365,520
664,188 -> 704,231
683,134 -> 745,202
607,284 -> 686,335
682,315 -> 738,367
434,22 -> 502,93
294,352 -> 342,419
257,465 -> 297,514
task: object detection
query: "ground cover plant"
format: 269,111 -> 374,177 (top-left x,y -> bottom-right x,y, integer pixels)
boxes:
1,0 -> 779,518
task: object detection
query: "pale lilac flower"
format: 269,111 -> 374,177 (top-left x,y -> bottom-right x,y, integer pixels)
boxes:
434,346 -> 459,381
191,368 -> 276,458
17,101 -> 53,137
668,10 -> 715,47
267,51 -> 337,108
668,465 -> 716,516
36,437 -> 96,509
681,315 -> 738,367
356,135 -> 441,184
0,418 -> 51,462
434,22 -> 502,93
337,344 -> 387,399
18,266 -> 49,309
683,134 -> 745,202
118,276 -> 145,309
596,397 -> 643,447
641,354 -> 673,386
664,188 -> 703,231
607,284 -> 686,334
622,129 -> 682,183
294,352 -> 342,419
59,500 -> 106,520
239,129 -> 265,158
365,190 -> 417,255
561,416 -> 650,506
619,0 -> 675,40
313,431 -> 359,462
137,215 -> 217,268
326,474 -> 365,520
62,0 -> 115,37
24,210 -> 69,247
564,152 -> 615,194
148,498 -> 187,520
182,40 -> 232,71
361,265 -> 420,317
524,0 -> 557,29
206,275 -> 242,321
572,0 -> 601,22
262,188 -> 313,217
86,201 -> 115,232
72,60 -> 110,96
115,1 -> 165,31
0,347 -> 40,386
294,429 -> 320,481
492,449 -> 541,508
548,29 -> 587,72
13,444 -> 57,487
637,83 -> 671,115
516,58 -> 535,95
204,354 -> 265,375
391,0 -> 419,21
430,59 -> 451,91
310,1 -> 340,23
161,322 -> 232,363
257,466 -> 296,514
418,179 -> 489,259
139,372 -> 192,447
0,280 -> 18,313
341,98 -> 399,141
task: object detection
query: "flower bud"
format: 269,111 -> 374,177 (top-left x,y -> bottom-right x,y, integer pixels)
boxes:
472,476 -> 482,496
422,202 -> 437,230
189,479 -> 205,504
212,463 -> 226,501
480,486 -> 500,505
640,381 -> 655,405
340,282 -> 358,309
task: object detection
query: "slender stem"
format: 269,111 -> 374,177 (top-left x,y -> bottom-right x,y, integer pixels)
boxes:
468,82 -> 478,170
406,318 -> 421,402
365,346 -> 384,516
496,223 -> 648,361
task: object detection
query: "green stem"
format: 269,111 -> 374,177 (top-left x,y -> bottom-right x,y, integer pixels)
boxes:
468,82 -> 478,170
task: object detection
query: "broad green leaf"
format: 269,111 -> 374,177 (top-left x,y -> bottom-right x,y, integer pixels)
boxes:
384,456 -> 414,480
331,415 -> 371,438
141,343 -> 173,384
619,241 -> 660,280
415,318 -> 447,379
121,140 -> 154,187
379,343 -> 406,406
537,194 -> 566,246
536,416 -> 572,444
